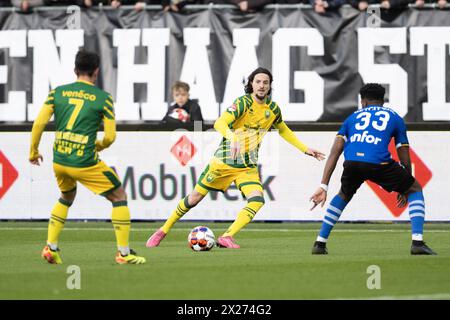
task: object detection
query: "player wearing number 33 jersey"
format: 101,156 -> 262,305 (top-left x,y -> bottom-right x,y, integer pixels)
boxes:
309,83 -> 436,256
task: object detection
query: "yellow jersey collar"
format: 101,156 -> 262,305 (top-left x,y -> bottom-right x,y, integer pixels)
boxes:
76,79 -> 94,86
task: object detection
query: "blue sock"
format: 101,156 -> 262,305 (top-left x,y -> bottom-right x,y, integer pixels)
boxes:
408,191 -> 425,241
317,195 -> 348,242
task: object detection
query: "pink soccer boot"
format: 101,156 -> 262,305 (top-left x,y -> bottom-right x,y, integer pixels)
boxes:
146,229 -> 167,247
217,236 -> 240,249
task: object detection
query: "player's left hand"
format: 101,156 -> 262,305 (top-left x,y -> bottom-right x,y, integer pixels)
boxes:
310,187 -> 327,210
29,154 -> 43,166
230,141 -> 240,160
95,140 -> 105,152
306,148 -> 326,161
397,193 -> 407,208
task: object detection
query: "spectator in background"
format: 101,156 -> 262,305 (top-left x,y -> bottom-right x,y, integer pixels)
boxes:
348,0 -> 379,11
43,0 -> 99,7
133,0 -> 148,11
111,0 -> 183,11
162,0 -> 200,12
12,0 -> 44,11
163,81 -> 203,124
349,0 -> 409,22
415,0 -> 425,7
111,0 -> 128,7
44,0 -> 79,5
379,0 -> 411,10
413,0 -> 440,8
276,0 -> 310,3
375,0 -> 411,22
437,0 -> 447,8
80,0 -> 112,7
110,0 -> 154,11
226,0 -> 274,12
312,0 -> 344,13
12,0 -> 113,11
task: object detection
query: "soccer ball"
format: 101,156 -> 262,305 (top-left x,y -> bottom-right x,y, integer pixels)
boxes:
169,108 -> 190,123
188,226 -> 215,251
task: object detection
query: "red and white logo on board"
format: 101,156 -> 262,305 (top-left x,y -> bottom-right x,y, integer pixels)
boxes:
366,140 -> 432,217
170,135 -> 197,166
0,150 -> 19,200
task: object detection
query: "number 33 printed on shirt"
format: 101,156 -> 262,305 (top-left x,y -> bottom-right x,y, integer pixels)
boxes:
355,111 -> 390,131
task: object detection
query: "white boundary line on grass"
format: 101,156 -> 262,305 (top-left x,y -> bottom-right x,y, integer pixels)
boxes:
0,227 -> 447,233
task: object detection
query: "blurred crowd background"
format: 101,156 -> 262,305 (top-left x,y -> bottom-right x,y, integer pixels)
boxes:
0,0 -> 448,14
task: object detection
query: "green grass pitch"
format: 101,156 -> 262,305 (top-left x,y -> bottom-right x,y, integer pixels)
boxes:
0,221 -> 449,300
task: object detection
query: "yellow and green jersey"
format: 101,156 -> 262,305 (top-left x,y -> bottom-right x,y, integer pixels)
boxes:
47,80 -> 115,167
214,94 -> 283,168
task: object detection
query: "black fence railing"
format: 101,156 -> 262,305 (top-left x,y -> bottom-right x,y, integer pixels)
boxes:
2,121 -> 450,132
0,4 -> 449,12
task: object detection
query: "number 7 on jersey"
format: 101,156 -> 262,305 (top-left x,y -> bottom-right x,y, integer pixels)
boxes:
66,98 -> 84,130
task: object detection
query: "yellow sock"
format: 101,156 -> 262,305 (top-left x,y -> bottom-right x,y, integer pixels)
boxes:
222,197 -> 265,237
47,198 -> 71,247
112,201 -> 131,253
161,197 -> 192,234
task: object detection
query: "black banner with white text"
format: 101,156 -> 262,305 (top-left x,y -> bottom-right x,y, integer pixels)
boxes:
0,7 -> 449,123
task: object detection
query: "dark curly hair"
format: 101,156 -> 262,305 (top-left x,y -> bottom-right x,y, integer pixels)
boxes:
359,83 -> 385,102
244,67 -> 273,95
75,49 -> 100,77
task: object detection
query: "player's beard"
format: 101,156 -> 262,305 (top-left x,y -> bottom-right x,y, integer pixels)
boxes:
255,93 -> 266,101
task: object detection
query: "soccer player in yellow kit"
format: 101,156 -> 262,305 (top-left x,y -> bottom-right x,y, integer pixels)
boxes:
146,67 -> 325,248
29,50 -> 146,264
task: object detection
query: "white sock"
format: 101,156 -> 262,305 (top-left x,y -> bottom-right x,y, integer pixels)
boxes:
118,246 -> 130,256
48,243 -> 58,251
412,233 -> 423,241
316,236 -> 328,243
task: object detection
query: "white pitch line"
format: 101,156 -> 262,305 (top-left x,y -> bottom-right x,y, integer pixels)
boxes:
338,292 -> 450,300
0,227 -> 447,233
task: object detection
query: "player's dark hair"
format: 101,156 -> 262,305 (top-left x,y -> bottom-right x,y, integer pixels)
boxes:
245,67 -> 273,95
360,83 -> 385,102
75,49 -> 100,77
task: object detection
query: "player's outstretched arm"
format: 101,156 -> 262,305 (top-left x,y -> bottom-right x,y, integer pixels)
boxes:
310,136 -> 344,210
274,121 -> 325,161
29,104 -> 54,166
96,117 -> 116,152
